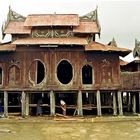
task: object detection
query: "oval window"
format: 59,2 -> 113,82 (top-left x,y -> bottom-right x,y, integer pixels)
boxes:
29,60 -> 45,84
57,60 -> 73,84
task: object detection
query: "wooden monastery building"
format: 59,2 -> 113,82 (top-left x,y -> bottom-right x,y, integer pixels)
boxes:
0,7 -> 139,117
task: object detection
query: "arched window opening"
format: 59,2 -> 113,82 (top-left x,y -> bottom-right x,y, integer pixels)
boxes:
57,60 -> 73,84
82,65 -> 93,84
0,67 -> 3,85
9,65 -> 20,86
29,60 -> 45,84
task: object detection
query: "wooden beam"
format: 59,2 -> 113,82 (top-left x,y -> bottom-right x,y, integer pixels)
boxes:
4,91 -> 8,118
117,91 -> 123,116
132,93 -> 136,114
21,91 -> 26,117
96,90 -> 102,116
112,92 -> 117,116
77,90 -> 83,116
50,90 -> 55,116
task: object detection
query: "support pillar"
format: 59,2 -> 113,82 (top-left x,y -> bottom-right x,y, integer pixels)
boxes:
21,91 -> 26,117
127,92 -> 131,112
132,93 -> 136,114
96,90 -> 102,116
139,92 -> 140,113
50,90 -> 55,116
117,91 -> 123,116
113,92 -> 117,116
77,90 -> 83,116
4,91 -> 8,118
25,93 -> 29,116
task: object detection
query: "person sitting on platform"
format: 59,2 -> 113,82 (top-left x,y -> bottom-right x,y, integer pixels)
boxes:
60,100 -> 66,116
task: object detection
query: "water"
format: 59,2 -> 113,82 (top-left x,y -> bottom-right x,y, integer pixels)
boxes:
0,119 -> 140,140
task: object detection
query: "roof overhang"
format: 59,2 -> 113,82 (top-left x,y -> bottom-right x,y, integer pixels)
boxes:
85,42 -> 132,57
0,43 -> 16,52
12,38 -> 88,45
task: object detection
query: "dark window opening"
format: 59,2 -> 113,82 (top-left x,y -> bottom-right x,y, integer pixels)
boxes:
29,60 -> 45,84
37,61 -> 45,84
0,68 -> 2,85
82,65 -> 93,84
57,60 -> 73,84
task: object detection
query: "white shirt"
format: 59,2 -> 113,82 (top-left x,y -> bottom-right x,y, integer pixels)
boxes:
60,100 -> 65,106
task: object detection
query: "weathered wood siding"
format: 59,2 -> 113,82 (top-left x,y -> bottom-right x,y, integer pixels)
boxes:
0,45 -> 121,91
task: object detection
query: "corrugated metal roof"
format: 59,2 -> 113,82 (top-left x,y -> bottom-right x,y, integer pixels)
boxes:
4,21 -> 31,34
12,38 -> 88,45
85,42 -> 132,57
24,14 -> 79,26
73,21 -> 99,33
0,43 -> 16,52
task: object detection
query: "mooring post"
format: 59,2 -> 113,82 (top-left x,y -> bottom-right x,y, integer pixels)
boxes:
96,90 -> 102,116
77,90 -> 83,116
50,90 -> 55,116
117,91 -> 123,116
132,93 -> 136,114
21,91 -> 26,117
25,92 -> 29,116
113,92 -> 117,116
4,91 -> 8,118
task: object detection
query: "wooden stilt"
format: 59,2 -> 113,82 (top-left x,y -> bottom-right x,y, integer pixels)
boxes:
77,90 -> 83,116
4,91 -> 8,118
132,93 -> 136,114
25,93 -> 29,116
127,92 -> 131,112
117,91 -> 123,116
96,90 -> 102,116
21,91 -> 26,117
113,92 -> 117,116
50,90 -> 55,116
139,92 -> 140,113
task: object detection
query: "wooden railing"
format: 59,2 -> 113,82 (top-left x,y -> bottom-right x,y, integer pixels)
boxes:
120,71 -> 140,90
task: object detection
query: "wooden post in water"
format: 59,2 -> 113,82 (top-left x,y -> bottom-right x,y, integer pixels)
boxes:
113,92 -> 117,116
25,93 -> 29,116
96,90 -> 102,116
117,91 -> 123,116
4,91 -> 8,118
21,91 -> 26,117
50,90 -> 55,116
77,90 -> 83,116
132,93 -> 136,114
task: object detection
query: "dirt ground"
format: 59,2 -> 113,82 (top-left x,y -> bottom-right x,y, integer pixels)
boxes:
0,116 -> 140,140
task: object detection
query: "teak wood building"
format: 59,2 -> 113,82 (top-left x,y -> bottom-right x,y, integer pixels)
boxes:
0,7 -> 139,117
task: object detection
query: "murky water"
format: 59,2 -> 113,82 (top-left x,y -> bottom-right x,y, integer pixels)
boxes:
0,119 -> 140,140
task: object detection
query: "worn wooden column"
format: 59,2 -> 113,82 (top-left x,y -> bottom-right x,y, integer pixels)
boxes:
127,92 -> 131,112
96,90 -> 102,116
132,93 -> 136,114
139,92 -> 140,113
113,92 -> 117,116
77,90 -> 83,116
50,90 -> 55,116
25,93 -> 29,116
21,91 -> 26,117
4,91 -> 8,118
117,91 -> 123,116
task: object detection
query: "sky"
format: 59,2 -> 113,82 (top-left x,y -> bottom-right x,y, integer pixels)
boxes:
0,0 -> 140,61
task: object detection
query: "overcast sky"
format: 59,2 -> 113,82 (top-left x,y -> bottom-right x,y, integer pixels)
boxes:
0,0 -> 140,61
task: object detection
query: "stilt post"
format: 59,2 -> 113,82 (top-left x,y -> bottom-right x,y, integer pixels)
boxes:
50,90 -> 55,116
21,91 -> 26,117
113,92 -> 117,116
96,90 -> 102,116
132,93 -> 136,114
117,91 -> 123,116
25,93 -> 29,116
4,91 -> 8,118
77,90 -> 83,116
